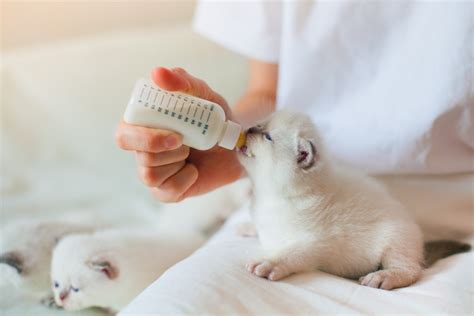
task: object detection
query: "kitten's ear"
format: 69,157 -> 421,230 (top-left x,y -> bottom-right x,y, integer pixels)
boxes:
297,137 -> 317,169
86,259 -> 118,279
0,251 -> 24,274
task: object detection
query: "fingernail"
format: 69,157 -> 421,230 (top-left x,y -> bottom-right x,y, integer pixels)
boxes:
165,135 -> 179,149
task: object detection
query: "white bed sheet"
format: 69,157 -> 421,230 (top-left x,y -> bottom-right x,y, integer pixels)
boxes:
122,174 -> 474,315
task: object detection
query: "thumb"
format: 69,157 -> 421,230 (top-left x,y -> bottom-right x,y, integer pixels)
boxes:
151,67 -> 232,119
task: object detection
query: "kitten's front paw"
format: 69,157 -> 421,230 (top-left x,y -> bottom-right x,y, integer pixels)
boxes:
359,270 -> 400,290
246,259 -> 290,281
40,296 -> 61,309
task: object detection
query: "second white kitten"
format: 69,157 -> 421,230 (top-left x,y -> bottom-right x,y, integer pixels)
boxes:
51,229 -> 204,311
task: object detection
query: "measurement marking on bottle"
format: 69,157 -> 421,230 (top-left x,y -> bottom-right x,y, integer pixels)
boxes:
173,99 -> 178,111
135,83 -> 224,138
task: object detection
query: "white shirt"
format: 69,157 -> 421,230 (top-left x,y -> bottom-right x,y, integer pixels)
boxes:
194,1 -> 473,174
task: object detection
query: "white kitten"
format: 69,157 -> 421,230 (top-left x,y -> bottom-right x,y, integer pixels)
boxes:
237,110 -> 425,290
50,229 -> 204,311
0,220 -> 97,299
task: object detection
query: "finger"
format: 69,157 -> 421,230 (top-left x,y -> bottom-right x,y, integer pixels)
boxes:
138,161 -> 186,188
151,67 -> 186,91
151,67 -> 230,117
135,146 -> 190,167
116,121 -> 182,153
150,163 -> 198,202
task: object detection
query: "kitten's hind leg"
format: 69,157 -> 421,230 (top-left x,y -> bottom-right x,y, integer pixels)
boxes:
359,242 -> 422,290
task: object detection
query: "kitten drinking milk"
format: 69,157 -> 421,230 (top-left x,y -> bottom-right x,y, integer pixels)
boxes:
50,229 -> 204,311
237,110 -> 470,289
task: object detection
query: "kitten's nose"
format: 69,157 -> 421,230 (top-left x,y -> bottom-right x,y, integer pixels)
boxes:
247,127 -> 259,134
59,290 -> 69,301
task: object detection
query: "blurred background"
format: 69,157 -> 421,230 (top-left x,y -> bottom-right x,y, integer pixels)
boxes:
1,0 -> 248,222
3,1 -> 195,51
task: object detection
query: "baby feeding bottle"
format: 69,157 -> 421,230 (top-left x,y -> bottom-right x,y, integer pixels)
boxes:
123,78 -> 246,151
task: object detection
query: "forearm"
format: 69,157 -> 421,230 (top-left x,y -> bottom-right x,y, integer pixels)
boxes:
232,91 -> 276,126
231,59 -> 278,126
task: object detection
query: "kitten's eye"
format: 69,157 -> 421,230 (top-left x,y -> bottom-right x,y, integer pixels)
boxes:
71,286 -> 80,292
263,133 -> 272,141
53,281 -> 59,288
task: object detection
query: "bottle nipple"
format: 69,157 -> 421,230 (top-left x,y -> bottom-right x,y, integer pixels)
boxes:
235,132 -> 247,149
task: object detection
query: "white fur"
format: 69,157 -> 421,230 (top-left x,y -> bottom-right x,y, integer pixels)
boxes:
238,110 -> 423,289
50,229 -> 204,311
0,220 -> 97,299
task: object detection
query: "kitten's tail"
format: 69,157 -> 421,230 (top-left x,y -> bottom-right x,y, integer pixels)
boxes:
0,251 -> 24,274
423,240 -> 471,268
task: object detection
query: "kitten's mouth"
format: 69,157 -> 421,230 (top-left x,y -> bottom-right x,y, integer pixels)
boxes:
238,145 -> 254,158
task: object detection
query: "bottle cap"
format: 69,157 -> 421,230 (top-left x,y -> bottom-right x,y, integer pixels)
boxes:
219,121 -> 242,150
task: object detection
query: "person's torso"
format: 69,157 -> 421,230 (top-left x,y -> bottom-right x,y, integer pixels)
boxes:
276,2 -> 473,174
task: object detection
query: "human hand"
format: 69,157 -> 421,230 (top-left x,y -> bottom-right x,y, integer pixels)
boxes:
116,67 -> 243,202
